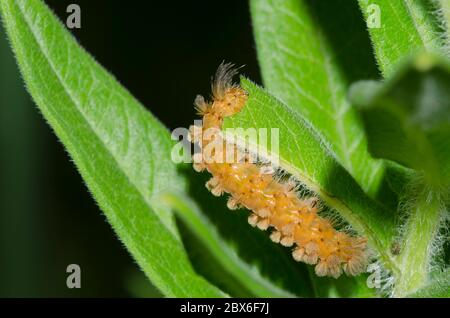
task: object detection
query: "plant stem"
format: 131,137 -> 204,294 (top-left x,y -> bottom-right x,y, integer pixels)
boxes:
393,183 -> 444,297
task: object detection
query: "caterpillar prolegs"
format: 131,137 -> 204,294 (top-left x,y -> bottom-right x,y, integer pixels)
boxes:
188,63 -> 368,278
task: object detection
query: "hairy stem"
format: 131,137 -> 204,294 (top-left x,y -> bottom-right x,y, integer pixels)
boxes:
393,183 -> 445,297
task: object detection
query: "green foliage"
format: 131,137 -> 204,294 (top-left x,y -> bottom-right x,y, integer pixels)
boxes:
407,268 -> 450,297
350,54 -> 450,187
250,0 -> 384,197
358,0 -> 447,77
0,0 -> 224,297
349,54 -> 450,296
162,192 -> 301,298
224,79 -> 397,271
1,0 -> 449,298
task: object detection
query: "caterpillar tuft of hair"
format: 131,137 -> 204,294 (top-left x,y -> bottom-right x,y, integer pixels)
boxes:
188,62 -> 368,278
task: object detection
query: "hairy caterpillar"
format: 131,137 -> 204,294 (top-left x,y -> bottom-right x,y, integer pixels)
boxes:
188,63 -> 368,278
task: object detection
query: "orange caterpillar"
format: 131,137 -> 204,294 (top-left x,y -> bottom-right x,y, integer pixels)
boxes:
189,63 -> 368,278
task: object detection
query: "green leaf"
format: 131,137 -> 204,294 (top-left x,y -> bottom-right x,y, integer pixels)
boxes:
0,0 -> 225,297
250,0 -> 384,196
349,53 -> 450,187
161,192 -> 301,297
392,183 -> 447,297
167,182 -> 376,297
350,53 -> 450,296
223,78 -> 400,282
407,268 -> 450,297
163,165 -> 318,297
358,0 -> 447,77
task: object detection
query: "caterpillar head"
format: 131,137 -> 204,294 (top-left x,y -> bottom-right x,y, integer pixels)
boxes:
211,62 -> 248,117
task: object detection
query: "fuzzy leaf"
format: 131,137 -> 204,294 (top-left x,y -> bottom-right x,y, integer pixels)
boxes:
350,54 -> 450,297
166,169 -> 376,298
358,0 -> 447,77
223,78 -> 400,282
0,0 -> 225,297
407,268 -> 450,297
161,191 -> 307,297
250,0 -> 384,196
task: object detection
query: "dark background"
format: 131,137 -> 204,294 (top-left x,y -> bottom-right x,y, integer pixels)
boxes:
0,0 -> 260,297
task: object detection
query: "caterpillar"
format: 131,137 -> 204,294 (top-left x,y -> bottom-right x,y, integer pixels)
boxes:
188,63 -> 368,278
